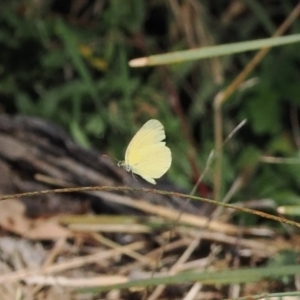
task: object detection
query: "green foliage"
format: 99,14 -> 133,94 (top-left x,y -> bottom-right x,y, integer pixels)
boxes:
1,0 -> 300,210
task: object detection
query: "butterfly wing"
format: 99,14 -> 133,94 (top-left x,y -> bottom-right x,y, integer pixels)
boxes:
125,119 -> 172,184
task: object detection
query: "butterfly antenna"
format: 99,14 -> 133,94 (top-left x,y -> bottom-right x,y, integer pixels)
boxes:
131,172 -> 138,182
101,154 -> 118,162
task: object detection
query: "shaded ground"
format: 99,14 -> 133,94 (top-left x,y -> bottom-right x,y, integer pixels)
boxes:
0,114 -> 298,299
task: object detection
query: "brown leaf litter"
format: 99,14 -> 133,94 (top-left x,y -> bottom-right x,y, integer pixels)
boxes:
0,114 -> 298,300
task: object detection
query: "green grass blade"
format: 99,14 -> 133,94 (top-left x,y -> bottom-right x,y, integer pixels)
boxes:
129,34 -> 300,67
79,264 -> 300,292
55,18 -> 99,103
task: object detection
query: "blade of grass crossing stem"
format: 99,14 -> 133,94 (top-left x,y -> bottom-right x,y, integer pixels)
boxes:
129,34 -> 300,67
80,264 -> 300,292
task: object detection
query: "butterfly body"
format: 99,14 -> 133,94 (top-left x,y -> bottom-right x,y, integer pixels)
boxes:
118,119 -> 172,184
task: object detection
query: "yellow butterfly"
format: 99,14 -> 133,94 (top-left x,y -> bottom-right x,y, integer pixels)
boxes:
118,119 -> 172,184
